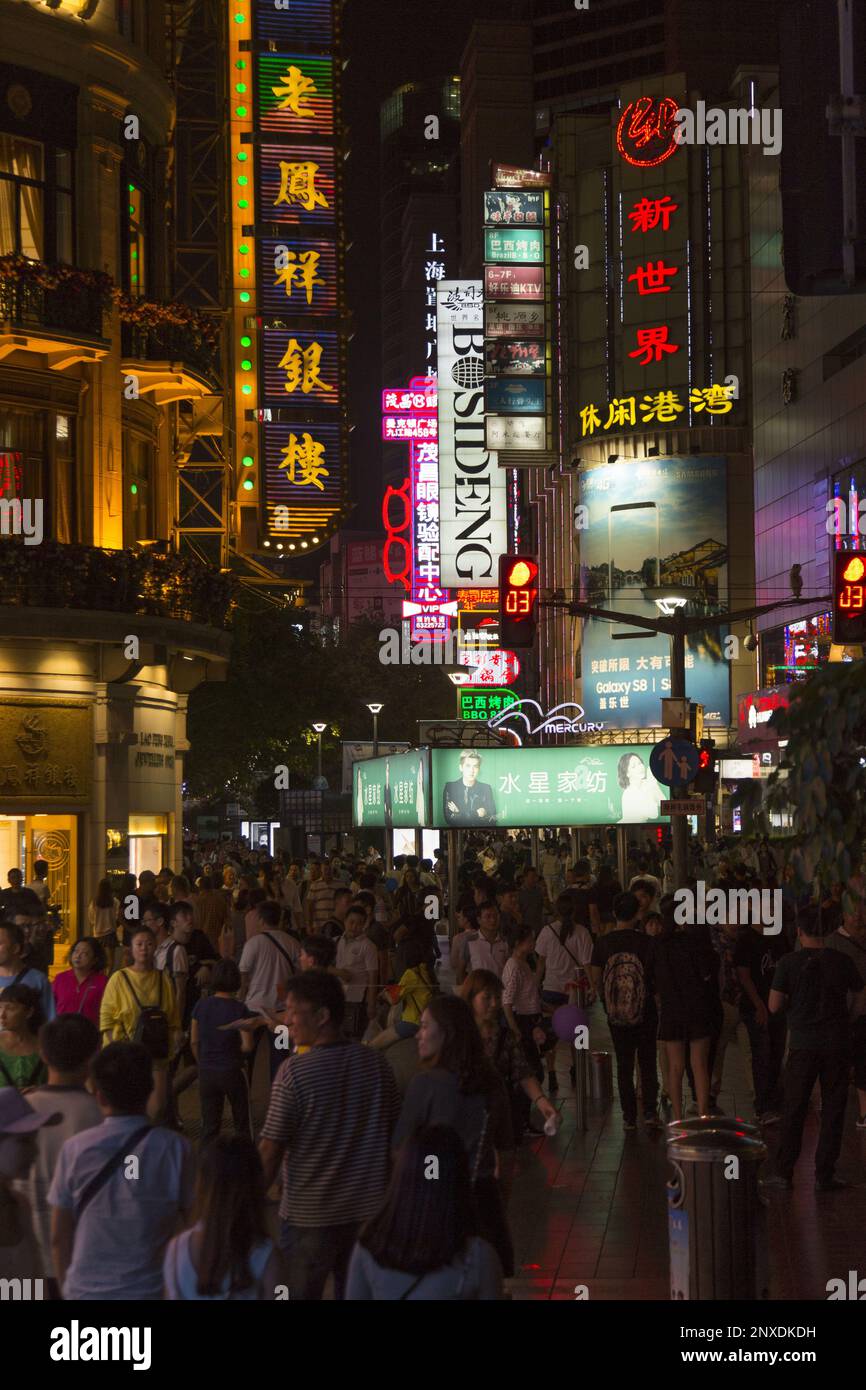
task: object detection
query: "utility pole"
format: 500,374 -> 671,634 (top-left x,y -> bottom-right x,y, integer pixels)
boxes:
544,592 -> 830,891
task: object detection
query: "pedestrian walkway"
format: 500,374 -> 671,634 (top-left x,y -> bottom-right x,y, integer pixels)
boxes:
508,1008 -> 866,1300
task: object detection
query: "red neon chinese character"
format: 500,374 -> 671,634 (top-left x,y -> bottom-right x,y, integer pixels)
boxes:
628,326 -> 680,365
628,196 -> 679,234
627,260 -> 679,295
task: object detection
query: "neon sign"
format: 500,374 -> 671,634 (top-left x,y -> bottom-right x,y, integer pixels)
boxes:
487,699 -> 605,745
381,478 -> 412,591
616,97 -> 680,168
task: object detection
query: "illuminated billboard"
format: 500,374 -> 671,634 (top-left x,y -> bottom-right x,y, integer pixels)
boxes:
431,745 -> 669,829
228,0 -> 348,551
436,281 -> 508,587
578,456 -> 730,728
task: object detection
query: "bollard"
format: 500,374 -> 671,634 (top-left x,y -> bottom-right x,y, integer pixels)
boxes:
573,976 -> 590,1132
666,1115 -> 760,1140
589,1051 -> 613,1105
667,1126 -> 768,1300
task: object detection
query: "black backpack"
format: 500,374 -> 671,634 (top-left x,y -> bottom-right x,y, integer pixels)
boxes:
119,969 -> 171,1060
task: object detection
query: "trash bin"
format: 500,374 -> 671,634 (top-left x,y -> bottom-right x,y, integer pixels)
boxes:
667,1128 -> 768,1300
667,1115 -> 761,1141
589,1051 -> 613,1104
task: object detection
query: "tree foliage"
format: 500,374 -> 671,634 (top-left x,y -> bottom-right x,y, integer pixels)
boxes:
185,610 -> 454,808
765,661 -> 866,894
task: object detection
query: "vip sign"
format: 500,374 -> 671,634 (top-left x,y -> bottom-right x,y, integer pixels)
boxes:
436,281 -> 507,587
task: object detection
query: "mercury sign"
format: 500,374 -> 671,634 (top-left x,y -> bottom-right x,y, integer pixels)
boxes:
436,281 -> 507,587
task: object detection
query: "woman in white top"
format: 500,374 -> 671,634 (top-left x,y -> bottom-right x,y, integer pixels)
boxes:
163,1136 -> 285,1301
536,894 -> 594,1094
617,752 -> 663,824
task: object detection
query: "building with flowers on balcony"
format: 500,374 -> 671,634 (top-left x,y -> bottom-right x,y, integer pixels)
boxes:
0,0 -> 252,948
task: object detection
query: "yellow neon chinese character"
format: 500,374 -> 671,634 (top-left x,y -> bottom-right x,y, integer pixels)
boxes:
639,390 -> 684,424
580,403 -> 602,437
272,65 -> 317,118
689,384 -> 735,415
278,338 -> 333,395
603,396 -> 636,430
279,432 -> 329,491
274,161 -> 330,213
275,250 -> 324,306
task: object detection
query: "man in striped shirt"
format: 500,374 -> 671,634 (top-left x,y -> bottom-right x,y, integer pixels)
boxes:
304,860 -> 337,934
259,971 -> 400,1300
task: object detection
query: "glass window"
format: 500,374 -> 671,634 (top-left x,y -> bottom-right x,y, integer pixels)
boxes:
123,431 -> 155,543
0,406 -> 76,542
125,182 -> 147,297
0,136 -> 45,259
0,134 -> 73,264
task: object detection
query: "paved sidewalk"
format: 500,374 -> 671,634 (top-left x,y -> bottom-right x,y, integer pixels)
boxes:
508,1008 -> 866,1301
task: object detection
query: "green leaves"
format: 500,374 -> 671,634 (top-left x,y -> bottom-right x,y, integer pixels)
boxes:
768,663 -> 866,893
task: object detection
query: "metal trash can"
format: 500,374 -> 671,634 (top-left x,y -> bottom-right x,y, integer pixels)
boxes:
589,1051 -> 613,1104
667,1115 -> 760,1141
667,1127 -> 768,1300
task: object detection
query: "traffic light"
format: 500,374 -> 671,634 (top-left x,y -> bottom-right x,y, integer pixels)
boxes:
832,550 -> 866,643
692,738 -> 717,796
498,554 -> 539,649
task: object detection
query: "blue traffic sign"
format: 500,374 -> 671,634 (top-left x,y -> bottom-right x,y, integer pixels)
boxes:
649,737 -> 700,789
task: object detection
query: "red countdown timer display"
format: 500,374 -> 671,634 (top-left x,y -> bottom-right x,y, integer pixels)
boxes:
833,551 -> 866,643
616,96 -> 680,168
499,554 -> 539,649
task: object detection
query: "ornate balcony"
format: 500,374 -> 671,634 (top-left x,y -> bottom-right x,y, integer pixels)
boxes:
0,257 -> 109,369
120,299 -> 221,403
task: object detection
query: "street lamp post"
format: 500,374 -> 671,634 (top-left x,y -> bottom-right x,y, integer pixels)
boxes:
550,591 -> 829,891
366,702 -> 383,758
312,723 -> 326,785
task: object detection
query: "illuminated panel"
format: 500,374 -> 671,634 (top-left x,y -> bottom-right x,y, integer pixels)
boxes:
382,415 -> 438,441
251,0 -> 348,549
254,0 -> 333,43
263,422 -> 342,539
410,437 -> 452,641
258,145 -> 335,228
257,55 -> 334,137
258,238 -> 338,316
833,551 -> 866,643
228,2 -> 259,506
261,328 -> 340,406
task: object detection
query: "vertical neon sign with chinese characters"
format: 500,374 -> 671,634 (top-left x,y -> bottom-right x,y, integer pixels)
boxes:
381,379 -> 453,641
239,0 -> 348,551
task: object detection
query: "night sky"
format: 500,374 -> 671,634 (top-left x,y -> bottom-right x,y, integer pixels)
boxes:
342,0 -> 509,530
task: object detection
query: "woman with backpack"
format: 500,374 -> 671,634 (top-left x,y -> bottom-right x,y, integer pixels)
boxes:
98,926 -> 181,1121
0,985 -> 46,1091
536,893 -> 594,1093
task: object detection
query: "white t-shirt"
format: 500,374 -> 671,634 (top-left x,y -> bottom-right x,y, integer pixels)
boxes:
536,922 -> 594,996
155,939 -> 189,978
335,934 -> 378,1003
239,930 -> 300,1012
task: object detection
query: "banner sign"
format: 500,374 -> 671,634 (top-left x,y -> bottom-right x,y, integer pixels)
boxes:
352,750 -> 429,829
431,745 -> 669,829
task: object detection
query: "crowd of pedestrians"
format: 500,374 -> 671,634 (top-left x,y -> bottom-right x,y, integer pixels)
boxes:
0,829 -> 864,1300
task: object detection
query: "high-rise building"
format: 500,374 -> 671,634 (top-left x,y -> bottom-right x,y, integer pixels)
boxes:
379,78 -> 461,393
